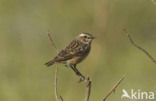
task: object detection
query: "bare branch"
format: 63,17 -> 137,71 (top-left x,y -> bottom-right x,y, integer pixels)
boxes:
54,67 -> 59,101
48,31 -> 59,53
48,32 -> 64,101
85,77 -> 92,101
102,76 -> 125,101
60,96 -> 64,101
123,29 -> 156,64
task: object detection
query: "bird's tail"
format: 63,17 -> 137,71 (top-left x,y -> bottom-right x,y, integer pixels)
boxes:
45,60 -> 55,67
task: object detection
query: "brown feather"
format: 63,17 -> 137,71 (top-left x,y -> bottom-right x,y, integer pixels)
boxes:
45,33 -> 94,67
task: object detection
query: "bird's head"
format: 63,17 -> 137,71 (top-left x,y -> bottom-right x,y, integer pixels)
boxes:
76,32 -> 95,44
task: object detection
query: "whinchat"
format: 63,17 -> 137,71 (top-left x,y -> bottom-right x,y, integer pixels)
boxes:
45,32 -> 95,81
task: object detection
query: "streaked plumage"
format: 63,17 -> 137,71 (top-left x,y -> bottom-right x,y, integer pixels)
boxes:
45,32 -> 95,81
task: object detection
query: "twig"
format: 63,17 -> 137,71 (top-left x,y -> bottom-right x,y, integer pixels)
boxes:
60,96 -> 64,101
123,29 -> 156,64
48,32 -> 64,101
48,31 -> 59,53
54,67 -> 59,101
102,76 -> 125,101
85,77 -> 92,101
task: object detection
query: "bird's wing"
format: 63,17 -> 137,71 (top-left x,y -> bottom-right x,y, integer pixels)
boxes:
54,40 -> 90,62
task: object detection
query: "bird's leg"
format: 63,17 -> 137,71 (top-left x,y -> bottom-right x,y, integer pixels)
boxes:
70,64 -> 85,82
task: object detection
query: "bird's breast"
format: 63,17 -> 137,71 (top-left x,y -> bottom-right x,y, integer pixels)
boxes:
67,53 -> 89,65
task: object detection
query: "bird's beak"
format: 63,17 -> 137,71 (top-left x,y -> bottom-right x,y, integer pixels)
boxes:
91,36 -> 96,39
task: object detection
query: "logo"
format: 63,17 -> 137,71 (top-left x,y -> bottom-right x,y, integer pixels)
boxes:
121,89 -> 155,100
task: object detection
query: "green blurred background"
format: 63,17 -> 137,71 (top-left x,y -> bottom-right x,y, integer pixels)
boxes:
0,0 -> 156,101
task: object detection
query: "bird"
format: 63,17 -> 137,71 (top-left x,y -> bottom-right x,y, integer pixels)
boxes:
45,32 -> 95,81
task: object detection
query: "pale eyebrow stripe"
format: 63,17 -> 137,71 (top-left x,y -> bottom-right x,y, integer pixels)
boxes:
80,34 -> 86,37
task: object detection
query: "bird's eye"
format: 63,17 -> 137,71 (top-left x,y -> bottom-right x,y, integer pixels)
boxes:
84,36 -> 87,38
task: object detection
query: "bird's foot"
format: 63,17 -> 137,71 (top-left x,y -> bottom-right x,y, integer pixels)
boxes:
78,75 -> 85,83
